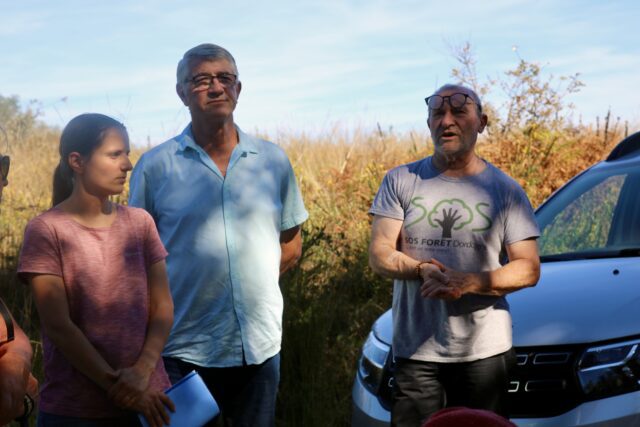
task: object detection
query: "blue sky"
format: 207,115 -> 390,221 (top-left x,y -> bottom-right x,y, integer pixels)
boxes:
1,0 -> 639,145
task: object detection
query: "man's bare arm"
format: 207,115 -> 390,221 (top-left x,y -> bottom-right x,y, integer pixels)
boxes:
280,225 -> 302,275
0,318 -> 33,424
421,239 -> 540,298
369,216 -> 442,281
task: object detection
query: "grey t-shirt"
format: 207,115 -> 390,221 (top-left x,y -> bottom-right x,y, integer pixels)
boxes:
370,157 -> 539,362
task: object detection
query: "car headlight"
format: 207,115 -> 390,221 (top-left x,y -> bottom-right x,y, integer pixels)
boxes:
358,331 -> 390,394
578,338 -> 640,399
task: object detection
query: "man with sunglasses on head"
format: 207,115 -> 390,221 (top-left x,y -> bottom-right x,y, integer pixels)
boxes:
369,84 -> 540,426
129,44 -> 308,427
0,154 -> 37,426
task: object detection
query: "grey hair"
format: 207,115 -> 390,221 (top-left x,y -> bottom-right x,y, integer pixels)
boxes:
176,43 -> 238,85
432,83 -> 483,116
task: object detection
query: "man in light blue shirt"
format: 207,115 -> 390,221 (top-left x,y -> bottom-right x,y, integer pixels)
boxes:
129,43 -> 308,427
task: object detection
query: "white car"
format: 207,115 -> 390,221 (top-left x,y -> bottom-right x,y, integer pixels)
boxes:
352,131 -> 640,426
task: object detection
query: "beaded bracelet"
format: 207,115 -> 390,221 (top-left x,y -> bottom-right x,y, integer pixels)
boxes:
415,261 -> 430,280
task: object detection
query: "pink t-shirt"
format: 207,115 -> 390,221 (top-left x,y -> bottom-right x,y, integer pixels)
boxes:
18,204 -> 171,418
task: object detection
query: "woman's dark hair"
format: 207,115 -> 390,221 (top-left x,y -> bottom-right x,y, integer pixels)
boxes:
52,113 -> 128,206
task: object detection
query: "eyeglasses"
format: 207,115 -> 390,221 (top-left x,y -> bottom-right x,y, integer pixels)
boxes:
186,73 -> 238,91
0,155 -> 9,181
424,93 -> 477,111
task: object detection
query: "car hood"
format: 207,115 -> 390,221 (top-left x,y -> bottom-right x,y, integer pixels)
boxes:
372,257 -> 640,347
511,257 -> 640,346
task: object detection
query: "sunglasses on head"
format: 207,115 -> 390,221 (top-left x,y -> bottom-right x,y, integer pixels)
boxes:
425,93 -> 477,110
1,155 -> 9,181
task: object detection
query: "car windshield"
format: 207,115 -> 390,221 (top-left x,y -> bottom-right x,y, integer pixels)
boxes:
536,162 -> 640,261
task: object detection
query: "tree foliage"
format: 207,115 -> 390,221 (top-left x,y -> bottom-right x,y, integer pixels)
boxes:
0,95 -> 42,146
449,42 -> 598,204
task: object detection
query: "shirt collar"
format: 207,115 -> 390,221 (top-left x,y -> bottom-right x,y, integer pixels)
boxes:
177,124 -> 260,155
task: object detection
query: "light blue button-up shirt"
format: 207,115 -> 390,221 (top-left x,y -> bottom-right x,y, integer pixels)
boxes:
129,125 -> 308,367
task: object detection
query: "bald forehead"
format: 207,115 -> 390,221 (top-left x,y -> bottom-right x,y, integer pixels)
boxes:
433,84 -> 481,105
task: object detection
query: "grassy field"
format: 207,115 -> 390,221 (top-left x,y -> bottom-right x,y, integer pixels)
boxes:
0,56 -> 635,426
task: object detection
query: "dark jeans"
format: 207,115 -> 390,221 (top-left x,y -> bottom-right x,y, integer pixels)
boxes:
391,349 -> 516,427
163,354 -> 280,427
37,412 -> 141,427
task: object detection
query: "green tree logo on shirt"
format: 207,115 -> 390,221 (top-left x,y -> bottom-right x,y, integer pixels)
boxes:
428,199 -> 473,238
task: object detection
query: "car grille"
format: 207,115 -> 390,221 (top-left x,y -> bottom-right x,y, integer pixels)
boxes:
376,345 -> 586,418
507,345 -> 585,418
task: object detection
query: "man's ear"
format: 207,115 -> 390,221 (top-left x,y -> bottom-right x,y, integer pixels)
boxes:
478,113 -> 489,134
67,152 -> 84,174
176,83 -> 189,106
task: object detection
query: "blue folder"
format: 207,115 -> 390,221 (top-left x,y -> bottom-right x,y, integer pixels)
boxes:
139,371 -> 219,427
